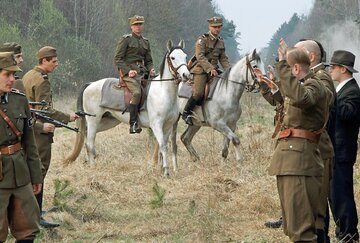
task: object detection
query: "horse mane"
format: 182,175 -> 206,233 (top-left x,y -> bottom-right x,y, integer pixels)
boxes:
159,46 -> 183,78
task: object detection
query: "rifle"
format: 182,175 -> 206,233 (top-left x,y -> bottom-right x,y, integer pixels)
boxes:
29,100 -> 48,107
30,109 -> 51,114
31,111 -> 79,133
75,111 -> 96,117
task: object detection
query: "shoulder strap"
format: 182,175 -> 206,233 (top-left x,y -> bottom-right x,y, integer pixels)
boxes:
0,109 -> 21,141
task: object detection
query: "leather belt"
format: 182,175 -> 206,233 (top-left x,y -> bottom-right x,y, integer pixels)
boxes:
0,142 -> 22,155
278,128 -> 321,144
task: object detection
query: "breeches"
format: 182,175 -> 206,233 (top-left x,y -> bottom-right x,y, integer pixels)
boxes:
277,175 -> 322,242
123,76 -> 141,105
315,157 -> 332,229
35,133 -> 52,179
0,184 -> 40,241
192,74 -> 208,101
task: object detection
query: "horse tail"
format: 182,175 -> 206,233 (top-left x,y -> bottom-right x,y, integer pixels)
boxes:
64,83 -> 91,165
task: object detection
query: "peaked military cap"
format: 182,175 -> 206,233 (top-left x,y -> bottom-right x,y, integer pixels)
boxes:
208,16 -> 223,27
0,52 -> 21,72
330,50 -> 358,73
129,15 -> 144,25
37,46 -> 57,60
0,42 -> 22,54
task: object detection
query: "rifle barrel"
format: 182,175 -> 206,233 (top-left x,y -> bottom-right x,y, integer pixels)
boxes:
33,112 -> 79,132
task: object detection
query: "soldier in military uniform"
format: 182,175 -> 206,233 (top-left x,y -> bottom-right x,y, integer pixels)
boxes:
0,52 -> 42,243
269,44 -> 328,242
182,16 -> 230,125
263,40 -> 336,242
114,15 -> 154,134
22,46 -> 79,228
0,42 -> 25,92
294,39 -> 335,243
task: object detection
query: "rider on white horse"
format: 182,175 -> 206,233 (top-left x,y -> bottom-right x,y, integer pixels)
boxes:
182,16 -> 230,126
114,15 -> 155,134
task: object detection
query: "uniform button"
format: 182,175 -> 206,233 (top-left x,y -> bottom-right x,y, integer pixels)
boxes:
3,108 -> 7,112
289,145 -> 293,149
8,133 -> 12,136
6,125 -> 9,128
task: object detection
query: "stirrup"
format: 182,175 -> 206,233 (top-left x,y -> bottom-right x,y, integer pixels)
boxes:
182,114 -> 193,126
129,122 -> 142,134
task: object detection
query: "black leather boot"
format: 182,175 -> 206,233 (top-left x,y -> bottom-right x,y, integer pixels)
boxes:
316,229 -> 325,243
182,97 -> 197,126
129,104 -> 142,134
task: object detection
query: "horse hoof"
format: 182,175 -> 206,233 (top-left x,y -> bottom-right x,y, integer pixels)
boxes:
163,168 -> 170,177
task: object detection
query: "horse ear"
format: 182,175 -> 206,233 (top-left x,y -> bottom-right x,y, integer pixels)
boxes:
178,39 -> 185,49
167,40 -> 173,52
252,49 -> 257,58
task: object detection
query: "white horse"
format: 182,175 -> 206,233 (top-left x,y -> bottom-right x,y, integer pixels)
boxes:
66,40 -> 190,176
160,49 -> 265,163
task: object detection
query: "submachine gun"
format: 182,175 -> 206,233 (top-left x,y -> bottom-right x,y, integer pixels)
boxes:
29,100 -> 79,132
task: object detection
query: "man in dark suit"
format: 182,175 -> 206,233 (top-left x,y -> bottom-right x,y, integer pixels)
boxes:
329,50 -> 360,242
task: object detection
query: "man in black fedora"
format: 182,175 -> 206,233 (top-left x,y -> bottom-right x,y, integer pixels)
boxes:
329,50 -> 360,242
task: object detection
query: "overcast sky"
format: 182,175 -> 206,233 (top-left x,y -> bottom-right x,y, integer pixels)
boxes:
213,0 -> 315,54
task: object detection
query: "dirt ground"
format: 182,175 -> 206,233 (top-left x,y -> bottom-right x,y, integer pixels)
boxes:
24,92 -> 360,243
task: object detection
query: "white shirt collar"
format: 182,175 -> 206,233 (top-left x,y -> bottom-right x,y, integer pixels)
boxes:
336,78 -> 353,93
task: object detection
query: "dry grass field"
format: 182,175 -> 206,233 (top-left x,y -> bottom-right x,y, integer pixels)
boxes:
26,93 -> 360,243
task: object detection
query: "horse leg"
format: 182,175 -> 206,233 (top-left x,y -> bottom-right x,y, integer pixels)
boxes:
152,142 -> 159,166
85,117 -> 99,165
169,118 -> 179,172
221,137 -> 230,160
180,125 -> 201,162
151,124 -> 170,177
214,123 -> 243,162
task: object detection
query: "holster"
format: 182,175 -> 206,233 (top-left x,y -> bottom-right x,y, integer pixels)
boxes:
0,153 -> 3,181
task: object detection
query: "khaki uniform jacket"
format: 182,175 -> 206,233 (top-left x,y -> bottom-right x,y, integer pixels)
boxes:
22,66 -> 70,134
0,91 -> 42,188
312,63 -> 336,159
114,33 -> 153,75
268,60 -> 327,176
192,32 -> 230,74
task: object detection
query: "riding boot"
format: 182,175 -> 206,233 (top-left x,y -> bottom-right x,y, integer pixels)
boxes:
129,104 -> 142,134
182,97 -> 197,126
316,229 -> 326,243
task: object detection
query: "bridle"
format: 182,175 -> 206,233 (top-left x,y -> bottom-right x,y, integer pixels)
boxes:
165,47 -> 187,84
245,54 -> 260,92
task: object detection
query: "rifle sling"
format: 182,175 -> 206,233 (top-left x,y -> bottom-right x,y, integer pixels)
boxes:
0,109 -> 21,141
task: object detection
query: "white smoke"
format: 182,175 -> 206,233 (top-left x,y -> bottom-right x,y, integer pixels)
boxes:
319,20 -> 360,85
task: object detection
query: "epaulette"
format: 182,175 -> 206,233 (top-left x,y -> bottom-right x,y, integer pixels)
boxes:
201,33 -> 209,38
14,74 -> 20,80
11,88 -> 26,96
142,36 -> 149,41
123,34 -> 132,38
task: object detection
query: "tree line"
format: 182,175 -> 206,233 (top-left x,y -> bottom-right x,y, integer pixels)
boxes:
0,0 -> 241,94
264,0 -> 360,66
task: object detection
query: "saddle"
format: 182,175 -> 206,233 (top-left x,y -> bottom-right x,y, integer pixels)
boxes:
178,76 -> 219,100
99,78 -> 147,112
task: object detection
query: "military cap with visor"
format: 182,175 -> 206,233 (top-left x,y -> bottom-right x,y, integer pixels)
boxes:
129,15 -> 144,25
208,16 -> 223,27
0,42 -> 22,54
36,46 -> 57,60
330,50 -> 358,73
0,52 -> 21,72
